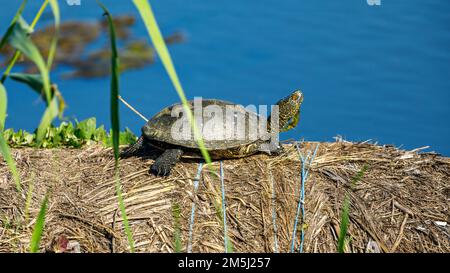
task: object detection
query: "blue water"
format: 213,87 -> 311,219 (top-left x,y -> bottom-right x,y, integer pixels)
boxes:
1,0 -> 450,154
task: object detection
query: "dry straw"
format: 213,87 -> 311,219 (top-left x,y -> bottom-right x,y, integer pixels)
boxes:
0,141 -> 448,252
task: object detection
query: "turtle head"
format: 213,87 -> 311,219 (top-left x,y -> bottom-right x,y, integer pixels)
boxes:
270,90 -> 303,132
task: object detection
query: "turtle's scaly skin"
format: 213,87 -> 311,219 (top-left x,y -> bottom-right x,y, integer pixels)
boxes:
120,90 -> 303,176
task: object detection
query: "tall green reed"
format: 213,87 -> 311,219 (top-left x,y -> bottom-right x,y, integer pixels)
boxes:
98,1 -> 135,253
0,0 -> 29,192
0,82 -> 20,191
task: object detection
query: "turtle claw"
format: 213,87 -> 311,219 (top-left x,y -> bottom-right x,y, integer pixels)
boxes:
150,162 -> 172,177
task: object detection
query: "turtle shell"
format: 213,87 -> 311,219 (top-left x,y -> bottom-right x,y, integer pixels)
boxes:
142,99 -> 265,150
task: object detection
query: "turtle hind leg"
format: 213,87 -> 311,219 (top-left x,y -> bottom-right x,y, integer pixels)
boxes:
120,135 -> 145,158
151,149 -> 184,176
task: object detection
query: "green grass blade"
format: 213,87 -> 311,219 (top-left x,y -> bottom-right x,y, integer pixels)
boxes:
337,197 -> 350,253
337,165 -> 368,253
132,0 -> 212,166
0,0 -> 28,51
114,172 -> 135,252
172,202 -> 182,253
47,0 -> 60,70
99,2 -> 120,161
0,134 -> 21,192
351,165 -> 368,188
0,82 -> 7,131
36,96 -> 59,146
99,1 -> 135,252
29,192 -> 49,253
0,82 -> 21,191
24,175 -> 35,223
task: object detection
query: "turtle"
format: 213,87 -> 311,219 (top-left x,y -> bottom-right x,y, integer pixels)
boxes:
120,90 -> 304,176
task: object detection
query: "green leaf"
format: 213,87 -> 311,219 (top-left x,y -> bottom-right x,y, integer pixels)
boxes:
16,16 -> 34,35
9,73 -> 66,117
1,0 -> 49,84
3,129 -> 13,142
23,131 -> 34,145
2,119 -> 136,149
12,130 -> 23,144
29,192 -> 49,253
93,125 -> 107,142
8,17 -> 51,104
36,96 -> 58,145
0,83 -> 7,131
59,121 -> 74,135
0,0 -> 28,51
75,118 -> 97,140
47,0 -> 60,70
118,128 -> 137,145
9,73 -> 45,95
8,17 -> 57,145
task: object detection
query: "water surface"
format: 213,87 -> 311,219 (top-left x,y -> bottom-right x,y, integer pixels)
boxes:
1,0 -> 449,154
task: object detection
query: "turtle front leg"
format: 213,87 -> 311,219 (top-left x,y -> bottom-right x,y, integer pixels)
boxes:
151,149 -> 184,176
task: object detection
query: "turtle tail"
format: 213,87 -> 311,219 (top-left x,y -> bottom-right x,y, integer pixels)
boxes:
120,135 -> 145,158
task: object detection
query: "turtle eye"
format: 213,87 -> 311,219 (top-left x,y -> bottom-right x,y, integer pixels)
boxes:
290,90 -> 303,103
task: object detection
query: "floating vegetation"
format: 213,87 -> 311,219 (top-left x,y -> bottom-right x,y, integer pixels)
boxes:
0,14 -> 186,79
